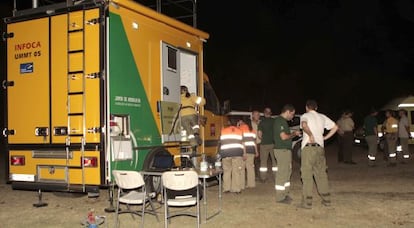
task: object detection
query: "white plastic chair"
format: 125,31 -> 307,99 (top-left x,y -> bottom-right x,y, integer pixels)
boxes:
162,170 -> 200,228
112,170 -> 159,227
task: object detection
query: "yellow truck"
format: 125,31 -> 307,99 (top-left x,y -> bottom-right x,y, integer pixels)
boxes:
2,0 -> 227,195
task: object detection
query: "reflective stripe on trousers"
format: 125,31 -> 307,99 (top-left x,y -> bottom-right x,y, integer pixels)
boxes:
259,167 -> 267,172
275,182 -> 290,191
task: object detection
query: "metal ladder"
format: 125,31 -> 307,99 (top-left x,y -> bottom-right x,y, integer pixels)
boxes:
66,10 -> 87,191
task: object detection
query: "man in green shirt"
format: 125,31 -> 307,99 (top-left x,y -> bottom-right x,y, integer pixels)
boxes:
258,107 -> 277,182
273,104 -> 301,204
363,108 -> 378,166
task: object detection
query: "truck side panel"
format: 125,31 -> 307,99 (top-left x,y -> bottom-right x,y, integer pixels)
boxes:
107,3 -> 205,171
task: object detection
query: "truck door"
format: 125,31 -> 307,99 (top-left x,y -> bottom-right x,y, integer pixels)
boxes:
160,43 -> 181,142
6,18 -> 50,144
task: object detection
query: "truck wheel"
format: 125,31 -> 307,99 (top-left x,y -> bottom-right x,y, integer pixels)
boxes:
142,147 -> 173,194
292,140 -> 302,164
378,138 -> 385,151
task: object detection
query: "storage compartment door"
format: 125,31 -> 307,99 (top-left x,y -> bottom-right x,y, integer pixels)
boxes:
160,43 -> 180,142
6,18 -> 50,144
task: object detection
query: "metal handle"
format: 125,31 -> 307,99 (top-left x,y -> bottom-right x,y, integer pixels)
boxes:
35,127 -> 49,136
3,128 -> 15,137
2,80 -> 14,89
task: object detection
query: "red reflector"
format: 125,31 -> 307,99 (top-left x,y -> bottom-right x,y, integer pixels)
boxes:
11,156 -> 25,166
210,123 -> 216,136
82,157 -> 98,167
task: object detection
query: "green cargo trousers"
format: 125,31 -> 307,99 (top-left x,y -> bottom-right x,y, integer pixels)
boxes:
300,145 -> 330,207
274,149 -> 292,201
365,135 -> 377,165
259,144 -> 277,181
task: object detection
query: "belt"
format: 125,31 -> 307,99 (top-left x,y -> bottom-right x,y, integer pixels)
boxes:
305,143 -> 320,147
182,106 -> 195,109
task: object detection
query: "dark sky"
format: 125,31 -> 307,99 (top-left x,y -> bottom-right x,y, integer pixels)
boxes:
197,0 -> 414,123
1,0 -> 414,124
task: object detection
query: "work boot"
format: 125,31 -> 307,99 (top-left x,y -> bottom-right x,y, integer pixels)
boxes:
298,196 -> 312,209
277,196 -> 292,205
368,161 -> 376,167
321,199 -> 331,207
297,202 -> 312,209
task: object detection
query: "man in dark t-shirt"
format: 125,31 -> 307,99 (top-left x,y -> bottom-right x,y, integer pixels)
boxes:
273,104 -> 300,204
258,107 -> 277,182
363,108 -> 378,166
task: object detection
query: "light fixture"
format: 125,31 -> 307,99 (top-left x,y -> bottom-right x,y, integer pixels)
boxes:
398,103 -> 414,108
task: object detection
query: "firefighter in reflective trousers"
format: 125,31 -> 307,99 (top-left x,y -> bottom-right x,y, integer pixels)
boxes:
258,107 -> 277,182
238,120 -> 258,189
383,109 -> 398,167
180,85 -> 205,151
219,122 -> 246,193
273,104 -> 300,204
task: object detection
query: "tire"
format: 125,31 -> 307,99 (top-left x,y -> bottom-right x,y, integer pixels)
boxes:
378,138 -> 385,151
142,147 -> 173,194
292,139 -> 302,164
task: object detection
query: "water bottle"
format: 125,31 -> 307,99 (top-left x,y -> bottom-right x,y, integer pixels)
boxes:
215,153 -> 222,169
200,154 -> 208,172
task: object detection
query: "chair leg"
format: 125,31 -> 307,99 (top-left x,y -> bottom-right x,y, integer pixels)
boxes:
197,188 -> 200,228
141,200 -> 145,227
164,189 -> 168,228
147,198 -> 160,222
115,191 -> 120,228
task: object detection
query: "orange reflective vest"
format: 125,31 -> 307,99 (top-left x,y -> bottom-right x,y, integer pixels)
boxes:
219,126 -> 244,158
238,123 -> 257,154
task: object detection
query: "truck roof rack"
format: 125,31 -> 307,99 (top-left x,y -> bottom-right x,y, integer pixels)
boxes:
135,0 -> 197,28
12,0 -> 197,28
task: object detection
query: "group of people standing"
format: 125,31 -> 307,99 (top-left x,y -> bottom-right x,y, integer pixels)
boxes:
179,84 -> 410,210
336,107 -> 411,167
218,100 -> 338,209
363,108 -> 411,167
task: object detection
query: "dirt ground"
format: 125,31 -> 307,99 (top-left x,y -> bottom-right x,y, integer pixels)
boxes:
1,143 -> 414,228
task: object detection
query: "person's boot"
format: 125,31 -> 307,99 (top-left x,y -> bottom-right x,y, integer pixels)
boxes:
194,133 -> 202,145
297,196 -> 312,209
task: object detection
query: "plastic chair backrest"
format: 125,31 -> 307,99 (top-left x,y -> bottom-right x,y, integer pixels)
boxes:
112,170 -> 145,190
162,170 -> 198,191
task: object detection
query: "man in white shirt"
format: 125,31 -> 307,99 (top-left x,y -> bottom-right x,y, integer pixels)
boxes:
299,100 -> 338,209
